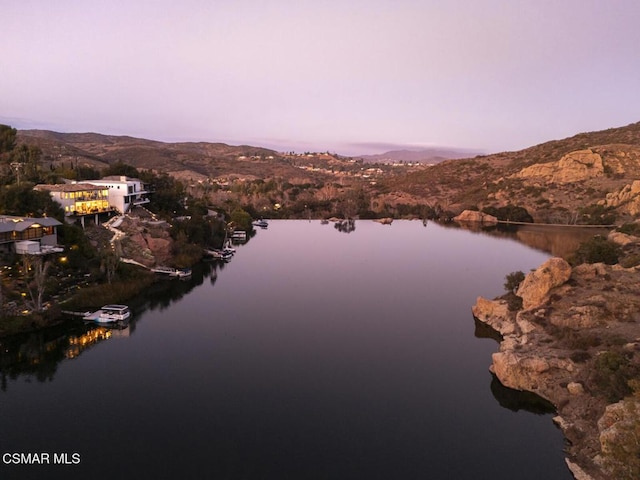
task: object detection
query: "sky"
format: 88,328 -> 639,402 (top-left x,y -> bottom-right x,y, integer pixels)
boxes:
2,0 -> 639,155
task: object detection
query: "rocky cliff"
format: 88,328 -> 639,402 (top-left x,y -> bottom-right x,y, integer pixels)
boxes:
515,149 -> 604,184
472,252 -> 640,480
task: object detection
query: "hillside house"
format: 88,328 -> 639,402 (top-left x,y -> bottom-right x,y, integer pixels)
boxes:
35,176 -> 150,227
34,183 -> 114,227
82,176 -> 150,214
0,215 -> 62,255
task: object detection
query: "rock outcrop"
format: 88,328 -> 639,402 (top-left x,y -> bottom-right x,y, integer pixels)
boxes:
472,256 -> 640,480
515,149 -> 604,184
453,210 -> 498,224
607,230 -> 638,246
516,257 -> 572,309
602,180 -> 640,216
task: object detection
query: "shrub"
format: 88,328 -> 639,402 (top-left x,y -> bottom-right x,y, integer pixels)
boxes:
618,223 -> 640,236
570,350 -> 592,363
483,205 -> 533,223
504,271 -> 525,294
592,351 -> 638,402
571,236 -> 621,265
505,293 -> 523,311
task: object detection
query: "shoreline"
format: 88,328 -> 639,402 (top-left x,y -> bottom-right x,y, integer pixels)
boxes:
473,256 -> 640,480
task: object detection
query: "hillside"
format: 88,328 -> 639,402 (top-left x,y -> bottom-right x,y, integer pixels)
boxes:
17,130 -> 330,183
13,122 -> 640,224
356,147 -> 481,164
381,121 -> 640,224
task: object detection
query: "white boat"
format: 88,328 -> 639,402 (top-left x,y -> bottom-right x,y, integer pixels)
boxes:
204,248 -> 233,261
84,304 -> 131,323
151,266 -> 192,278
174,268 -> 192,279
252,219 -> 269,228
231,230 -> 247,240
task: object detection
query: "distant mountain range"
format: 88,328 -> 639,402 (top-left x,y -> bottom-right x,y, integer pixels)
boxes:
355,147 -> 482,164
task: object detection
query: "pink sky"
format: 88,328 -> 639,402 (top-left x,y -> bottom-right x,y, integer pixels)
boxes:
2,0 -> 639,155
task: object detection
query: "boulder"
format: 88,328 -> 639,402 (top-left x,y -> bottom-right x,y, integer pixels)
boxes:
454,210 -> 498,224
567,382 -> 585,395
573,262 -> 608,279
597,399 -> 640,459
515,149 -> 604,184
603,180 -> 640,215
491,350 -> 574,393
608,230 -> 637,246
472,297 -> 516,335
516,257 -> 572,310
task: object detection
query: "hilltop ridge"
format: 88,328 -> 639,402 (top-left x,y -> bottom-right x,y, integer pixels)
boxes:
13,121 -> 640,224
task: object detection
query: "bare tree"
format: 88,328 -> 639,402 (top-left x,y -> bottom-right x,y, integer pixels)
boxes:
22,254 -> 51,312
101,247 -> 120,284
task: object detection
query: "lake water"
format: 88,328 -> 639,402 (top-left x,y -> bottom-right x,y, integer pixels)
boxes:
0,220 -> 575,479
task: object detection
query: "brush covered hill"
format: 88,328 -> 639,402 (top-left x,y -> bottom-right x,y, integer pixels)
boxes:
380,121 -> 640,224
15,130 -> 348,184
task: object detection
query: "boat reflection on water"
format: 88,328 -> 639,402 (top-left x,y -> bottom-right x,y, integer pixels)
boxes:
67,322 -> 130,359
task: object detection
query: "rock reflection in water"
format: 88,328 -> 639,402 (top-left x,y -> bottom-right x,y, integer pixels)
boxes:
490,374 -> 556,415
454,222 -> 611,258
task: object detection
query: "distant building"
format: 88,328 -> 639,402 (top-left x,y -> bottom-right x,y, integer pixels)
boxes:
0,215 -> 62,255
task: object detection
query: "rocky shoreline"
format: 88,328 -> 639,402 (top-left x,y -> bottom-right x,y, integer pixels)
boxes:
472,254 -> 640,479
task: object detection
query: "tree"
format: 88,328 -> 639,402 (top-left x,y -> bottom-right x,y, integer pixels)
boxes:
11,144 -> 43,183
101,248 -> 120,284
504,271 -> 525,294
230,208 -> 253,231
0,124 -> 17,155
0,183 -> 64,219
103,161 -> 140,178
22,254 -> 52,312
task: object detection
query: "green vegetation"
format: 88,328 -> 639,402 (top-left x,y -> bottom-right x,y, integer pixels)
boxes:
501,271 -> 525,311
577,204 -> 617,225
592,350 -> 638,402
483,205 -> 533,223
571,236 -> 621,265
0,124 -> 17,154
504,271 -> 525,294
618,222 -> 640,236
0,182 -> 65,219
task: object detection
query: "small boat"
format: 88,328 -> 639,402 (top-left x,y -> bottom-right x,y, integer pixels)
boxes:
204,249 -> 233,261
84,304 -> 131,323
231,230 -> 247,240
174,268 -> 192,279
151,266 -> 192,278
252,219 -> 269,228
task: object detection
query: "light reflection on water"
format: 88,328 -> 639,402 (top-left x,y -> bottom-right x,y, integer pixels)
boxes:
0,220 -> 581,479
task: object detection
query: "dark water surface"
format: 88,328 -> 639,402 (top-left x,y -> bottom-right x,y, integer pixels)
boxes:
1,220 -> 574,479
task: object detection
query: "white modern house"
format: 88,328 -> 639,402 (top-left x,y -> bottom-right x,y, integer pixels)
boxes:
35,176 -> 151,227
0,215 -> 62,255
82,176 -> 150,214
34,183 -> 114,227
34,183 -> 113,216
